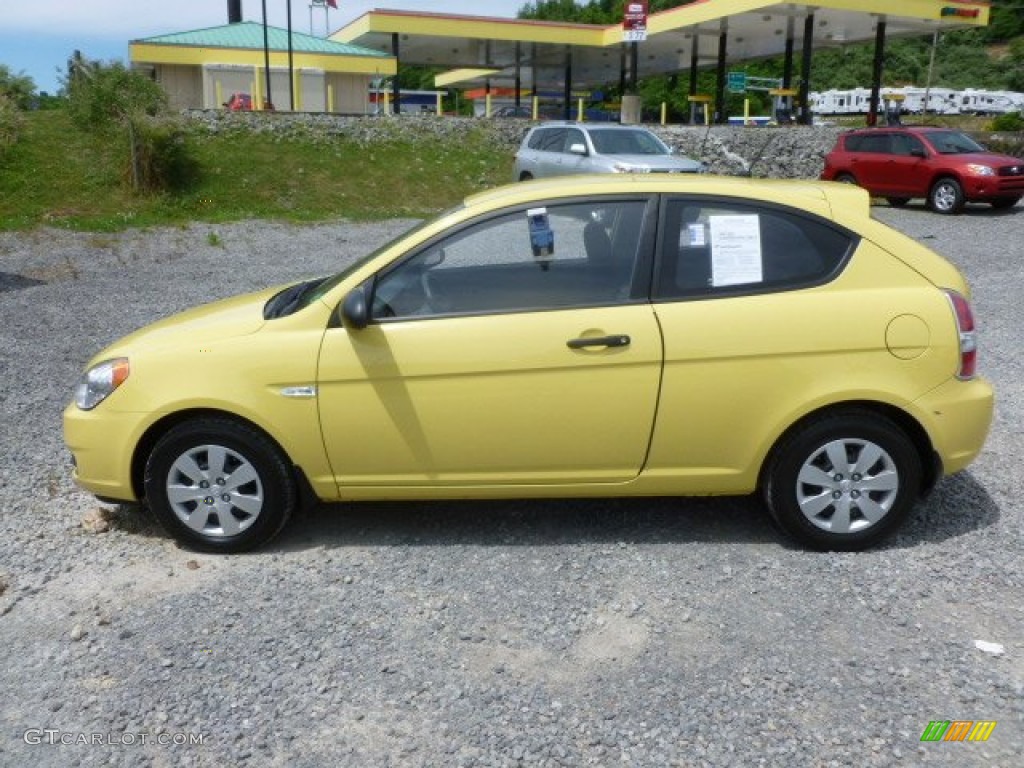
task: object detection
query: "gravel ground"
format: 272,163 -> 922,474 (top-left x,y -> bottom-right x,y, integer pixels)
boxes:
0,200 -> 1021,767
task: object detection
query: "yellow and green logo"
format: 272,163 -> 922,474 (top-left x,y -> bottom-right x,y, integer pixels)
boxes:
920,721 -> 996,742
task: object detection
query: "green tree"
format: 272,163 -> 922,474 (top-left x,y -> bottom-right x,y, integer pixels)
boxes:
0,64 -> 36,110
519,1 -> 698,23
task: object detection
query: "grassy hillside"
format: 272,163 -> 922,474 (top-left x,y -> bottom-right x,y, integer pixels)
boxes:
0,110 -> 515,231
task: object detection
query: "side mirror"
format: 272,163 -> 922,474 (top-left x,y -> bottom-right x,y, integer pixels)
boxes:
569,142 -> 588,156
910,147 -> 926,158
340,285 -> 369,330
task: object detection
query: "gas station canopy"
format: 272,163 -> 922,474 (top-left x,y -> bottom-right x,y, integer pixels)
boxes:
332,0 -> 990,92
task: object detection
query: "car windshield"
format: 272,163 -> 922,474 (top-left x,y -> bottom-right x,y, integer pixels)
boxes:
924,130 -> 985,154
284,211 -> 458,314
588,129 -> 669,156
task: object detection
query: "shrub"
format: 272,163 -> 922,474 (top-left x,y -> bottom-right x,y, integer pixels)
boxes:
64,57 -> 197,193
990,111 -> 1024,132
65,59 -> 167,132
126,115 -> 199,193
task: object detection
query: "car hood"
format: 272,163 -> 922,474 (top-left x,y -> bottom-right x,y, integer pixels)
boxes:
89,286 -> 279,362
610,154 -> 703,172
945,151 -> 1023,168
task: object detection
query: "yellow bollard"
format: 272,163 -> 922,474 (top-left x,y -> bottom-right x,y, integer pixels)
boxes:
577,97 -> 584,121
661,101 -> 667,125
253,67 -> 261,110
532,95 -> 539,120
486,93 -> 492,118
327,83 -> 334,113
436,92 -> 442,115
744,97 -> 750,125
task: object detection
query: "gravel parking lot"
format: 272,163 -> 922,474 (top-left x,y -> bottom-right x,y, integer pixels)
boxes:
0,200 -> 1021,767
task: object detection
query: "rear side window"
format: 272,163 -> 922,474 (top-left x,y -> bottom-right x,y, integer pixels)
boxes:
845,133 -> 891,154
654,199 -> 855,300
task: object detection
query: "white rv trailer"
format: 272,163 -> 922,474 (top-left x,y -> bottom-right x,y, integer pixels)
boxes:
810,86 -> 1024,116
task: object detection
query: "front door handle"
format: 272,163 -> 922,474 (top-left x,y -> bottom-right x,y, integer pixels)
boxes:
567,334 -> 631,349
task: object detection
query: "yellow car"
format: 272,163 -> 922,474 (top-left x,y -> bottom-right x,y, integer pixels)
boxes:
63,175 -> 994,553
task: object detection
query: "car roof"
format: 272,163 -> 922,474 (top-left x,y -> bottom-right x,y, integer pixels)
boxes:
530,122 -> 650,132
845,125 -> 954,136
462,174 -> 868,221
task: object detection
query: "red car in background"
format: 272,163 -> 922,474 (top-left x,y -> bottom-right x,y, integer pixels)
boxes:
821,126 -> 1024,213
224,92 -> 253,111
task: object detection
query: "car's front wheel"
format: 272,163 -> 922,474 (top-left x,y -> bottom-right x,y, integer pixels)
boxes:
144,418 -> 297,552
763,410 -> 922,551
519,171 -> 534,181
928,177 -> 965,214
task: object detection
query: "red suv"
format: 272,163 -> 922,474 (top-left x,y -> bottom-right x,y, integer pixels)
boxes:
822,126 -> 1024,213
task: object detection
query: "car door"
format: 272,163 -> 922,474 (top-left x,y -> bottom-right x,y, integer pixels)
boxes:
532,127 -> 569,178
644,197 -> 860,492
316,197 -> 663,488
849,132 -> 894,193
558,127 -> 590,176
882,133 -> 929,195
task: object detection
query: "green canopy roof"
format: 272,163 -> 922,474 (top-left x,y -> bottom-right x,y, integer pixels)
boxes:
134,21 -> 389,59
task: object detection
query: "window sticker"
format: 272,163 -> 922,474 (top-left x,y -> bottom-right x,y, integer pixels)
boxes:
527,207 -> 555,269
709,215 -> 763,286
685,222 -> 706,247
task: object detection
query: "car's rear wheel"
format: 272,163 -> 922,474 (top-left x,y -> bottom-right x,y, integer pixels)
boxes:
763,410 -> 922,551
144,418 -> 296,552
835,173 -> 857,185
519,171 -> 534,181
886,197 -> 911,208
928,177 -> 965,214
991,196 -> 1021,210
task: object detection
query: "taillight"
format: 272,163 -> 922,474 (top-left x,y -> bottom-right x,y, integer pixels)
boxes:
944,290 -> 977,380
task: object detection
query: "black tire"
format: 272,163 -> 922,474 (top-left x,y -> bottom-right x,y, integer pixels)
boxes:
762,410 -> 922,551
991,196 -> 1021,210
519,171 -> 534,182
144,418 -> 297,553
834,173 -> 857,185
886,197 -> 911,208
928,177 -> 965,214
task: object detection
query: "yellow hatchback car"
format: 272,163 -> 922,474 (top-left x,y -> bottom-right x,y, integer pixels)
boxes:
64,176 -> 993,553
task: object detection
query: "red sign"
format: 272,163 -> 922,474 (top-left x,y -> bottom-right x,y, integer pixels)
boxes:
623,1 -> 648,41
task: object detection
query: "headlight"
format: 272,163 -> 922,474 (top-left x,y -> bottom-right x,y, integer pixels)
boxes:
74,358 -> 130,410
965,164 -> 995,176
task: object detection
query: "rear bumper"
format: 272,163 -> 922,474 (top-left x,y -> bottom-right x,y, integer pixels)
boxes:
912,375 -> 994,476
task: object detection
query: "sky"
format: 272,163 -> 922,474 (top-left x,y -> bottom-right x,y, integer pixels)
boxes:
0,1 -> 531,95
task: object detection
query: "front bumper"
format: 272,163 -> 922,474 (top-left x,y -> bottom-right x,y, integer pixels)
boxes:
63,403 -> 146,502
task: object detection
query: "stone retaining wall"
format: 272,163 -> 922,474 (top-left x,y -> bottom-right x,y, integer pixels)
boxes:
183,109 -> 846,180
